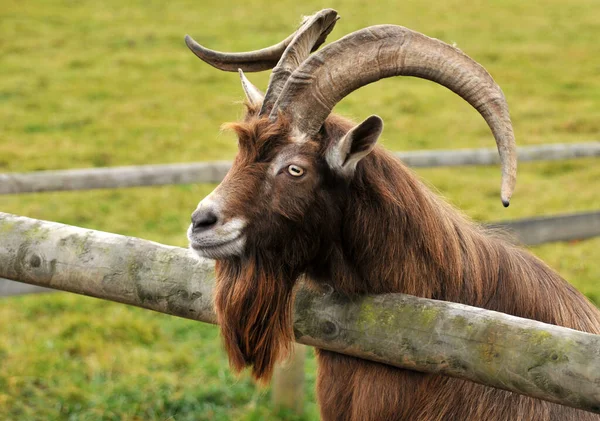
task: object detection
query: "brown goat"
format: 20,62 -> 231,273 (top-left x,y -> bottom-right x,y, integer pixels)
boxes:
185,10 -> 600,420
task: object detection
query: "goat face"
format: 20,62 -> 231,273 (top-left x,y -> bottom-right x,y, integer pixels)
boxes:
186,105 -> 385,381
188,110 -> 383,268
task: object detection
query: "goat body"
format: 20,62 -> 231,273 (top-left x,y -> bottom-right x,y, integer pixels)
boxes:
184,11 -> 600,420
203,112 -> 600,420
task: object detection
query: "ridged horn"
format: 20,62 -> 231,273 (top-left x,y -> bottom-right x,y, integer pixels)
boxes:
258,9 -> 339,115
271,25 -> 517,206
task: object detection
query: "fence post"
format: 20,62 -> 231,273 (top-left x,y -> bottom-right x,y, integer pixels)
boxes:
272,343 -> 306,414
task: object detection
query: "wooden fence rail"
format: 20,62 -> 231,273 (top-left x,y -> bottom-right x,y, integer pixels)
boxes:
3,209 -> 599,297
1,212 -> 599,414
490,210 -> 600,245
1,142 -> 598,194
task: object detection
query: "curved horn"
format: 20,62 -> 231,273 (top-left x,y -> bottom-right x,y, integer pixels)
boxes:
184,10 -> 337,73
184,33 -> 294,72
259,9 -> 339,115
271,25 -> 517,206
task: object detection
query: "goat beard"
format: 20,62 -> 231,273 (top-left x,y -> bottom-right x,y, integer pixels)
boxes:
214,256 -> 295,383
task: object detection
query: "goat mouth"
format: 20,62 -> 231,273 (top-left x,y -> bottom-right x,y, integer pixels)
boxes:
190,235 -> 239,249
189,235 -> 245,259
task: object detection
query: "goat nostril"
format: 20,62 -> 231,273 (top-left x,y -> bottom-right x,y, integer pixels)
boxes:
192,211 -> 219,232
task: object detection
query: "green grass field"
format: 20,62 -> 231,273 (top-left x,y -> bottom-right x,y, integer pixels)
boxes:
1,0 -> 599,419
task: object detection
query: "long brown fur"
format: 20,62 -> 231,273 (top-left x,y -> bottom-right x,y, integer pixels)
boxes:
214,257 -> 294,382
211,105 -> 600,420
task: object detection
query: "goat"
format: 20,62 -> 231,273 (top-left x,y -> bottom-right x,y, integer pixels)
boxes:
185,9 -> 600,420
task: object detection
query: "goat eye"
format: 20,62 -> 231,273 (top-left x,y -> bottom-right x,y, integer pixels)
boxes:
287,164 -> 305,177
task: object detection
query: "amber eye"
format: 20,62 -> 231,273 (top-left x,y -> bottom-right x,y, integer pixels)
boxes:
287,164 -> 305,177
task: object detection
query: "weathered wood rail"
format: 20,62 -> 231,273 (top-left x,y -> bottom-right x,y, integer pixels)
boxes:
1,212 -> 599,414
4,210 -> 600,297
489,210 -> 600,245
1,142 -> 598,194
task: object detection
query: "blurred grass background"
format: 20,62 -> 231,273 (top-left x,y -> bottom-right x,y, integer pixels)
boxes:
1,0 -> 599,419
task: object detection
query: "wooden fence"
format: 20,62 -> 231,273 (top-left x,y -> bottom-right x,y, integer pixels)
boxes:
1,212 -> 599,414
4,141 -> 598,298
1,142 -> 599,415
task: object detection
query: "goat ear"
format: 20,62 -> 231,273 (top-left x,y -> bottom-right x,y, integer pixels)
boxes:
238,69 -> 264,106
326,115 -> 383,176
